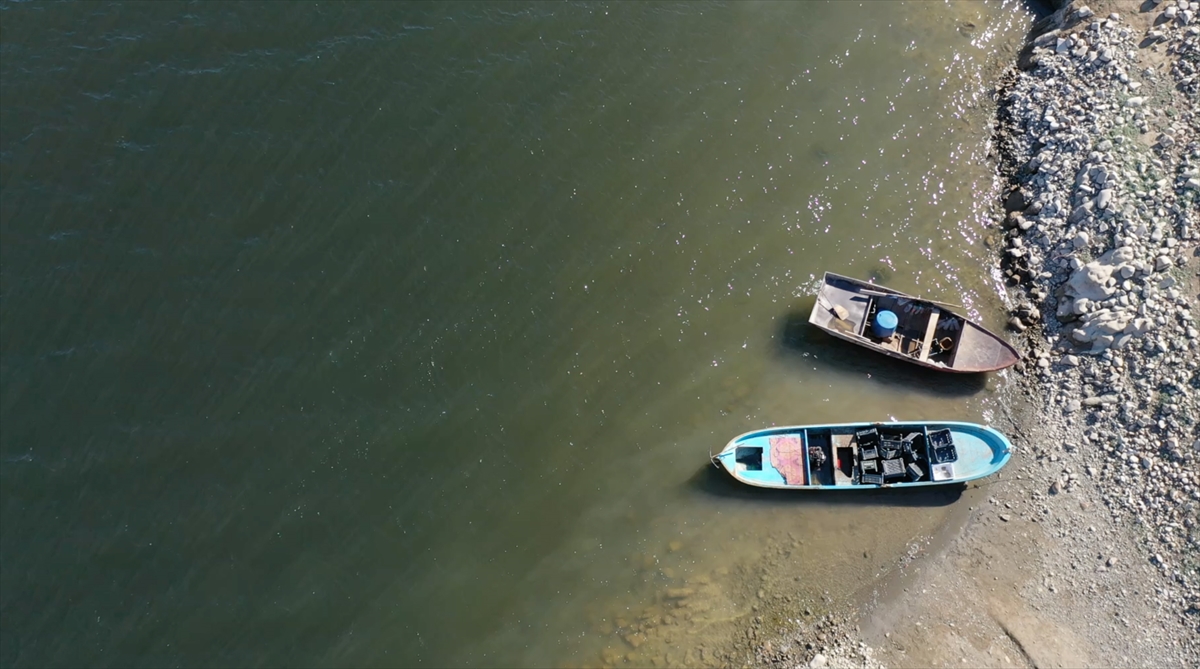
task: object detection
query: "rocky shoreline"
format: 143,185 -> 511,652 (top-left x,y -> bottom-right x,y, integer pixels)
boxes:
747,1 -> 1199,667
995,0 -> 1198,625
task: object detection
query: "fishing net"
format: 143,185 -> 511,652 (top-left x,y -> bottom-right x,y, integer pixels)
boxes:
769,435 -> 808,485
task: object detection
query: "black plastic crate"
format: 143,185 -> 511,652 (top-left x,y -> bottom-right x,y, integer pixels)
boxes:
882,458 -> 905,479
861,473 -> 884,485
861,446 -> 879,461
861,458 -> 879,473
854,427 -> 880,448
906,462 -> 924,481
928,428 -> 958,464
928,428 -> 953,449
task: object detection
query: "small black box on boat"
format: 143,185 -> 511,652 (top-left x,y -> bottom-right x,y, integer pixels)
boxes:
928,429 -> 953,449
882,458 -> 905,479
862,458 -> 879,473
861,446 -> 879,461
855,428 -> 880,448
907,462 -> 924,481
861,473 -> 884,485
928,428 -> 958,464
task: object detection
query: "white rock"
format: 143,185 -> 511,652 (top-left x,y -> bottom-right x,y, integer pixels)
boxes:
1127,319 -> 1152,335
1098,318 -> 1128,335
1083,394 -> 1119,406
1155,256 -> 1172,271
810,654 -> 829,669
1125,97 -> 1145,108
1067,262 -> 1117,301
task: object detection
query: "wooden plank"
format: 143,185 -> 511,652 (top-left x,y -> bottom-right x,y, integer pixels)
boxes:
861,287 -> 964,310
919,308 -> 942,361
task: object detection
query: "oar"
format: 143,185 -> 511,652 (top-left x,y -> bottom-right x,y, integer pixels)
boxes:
859,288 -> 964,311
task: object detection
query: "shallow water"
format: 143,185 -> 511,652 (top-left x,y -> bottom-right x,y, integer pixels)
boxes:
0,2 -> 1031,667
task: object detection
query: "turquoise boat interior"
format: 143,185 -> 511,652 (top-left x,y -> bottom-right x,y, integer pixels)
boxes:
715,422 -> 1010,489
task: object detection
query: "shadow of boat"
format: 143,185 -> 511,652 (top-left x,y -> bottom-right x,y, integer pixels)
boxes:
777,303 -> 989,399
687,461 -> 965,508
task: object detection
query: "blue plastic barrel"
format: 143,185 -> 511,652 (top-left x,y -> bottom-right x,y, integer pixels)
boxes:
873,310 -> 898,338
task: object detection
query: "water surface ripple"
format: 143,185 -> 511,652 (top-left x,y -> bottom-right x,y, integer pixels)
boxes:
0,2 -> 1031,667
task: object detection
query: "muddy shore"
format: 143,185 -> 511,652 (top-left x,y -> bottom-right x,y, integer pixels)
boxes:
742,1 -> 1199,668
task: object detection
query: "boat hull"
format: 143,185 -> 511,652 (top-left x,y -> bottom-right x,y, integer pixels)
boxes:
713,421 -> 1011,490
808,272 -> 1020,373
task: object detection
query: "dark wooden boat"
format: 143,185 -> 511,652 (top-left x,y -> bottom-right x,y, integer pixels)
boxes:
808,272 -> 1020,373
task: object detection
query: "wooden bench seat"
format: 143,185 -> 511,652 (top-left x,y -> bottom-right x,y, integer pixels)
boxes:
918,308 -> 941,361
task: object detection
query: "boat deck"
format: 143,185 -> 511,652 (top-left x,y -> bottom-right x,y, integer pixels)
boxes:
812,274 -> 967,368
862,295 -> 957,365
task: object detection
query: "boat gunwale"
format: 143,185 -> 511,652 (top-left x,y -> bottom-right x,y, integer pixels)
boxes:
714,421 -> 1012,490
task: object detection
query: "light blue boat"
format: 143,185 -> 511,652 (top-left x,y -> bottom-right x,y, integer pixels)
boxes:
712,421 -> 1012,489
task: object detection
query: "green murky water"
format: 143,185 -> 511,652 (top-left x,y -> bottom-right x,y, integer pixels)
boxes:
0,2 -> 1031,666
